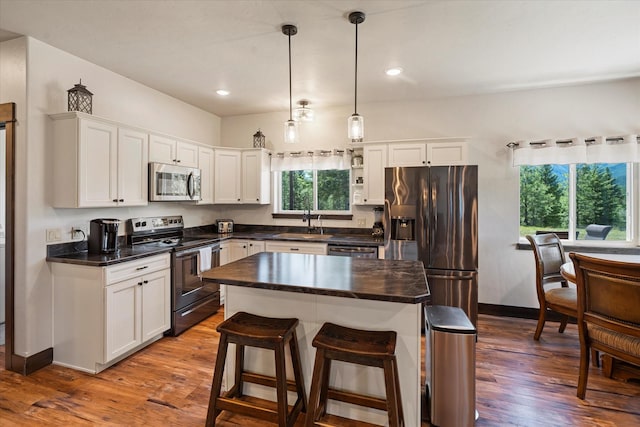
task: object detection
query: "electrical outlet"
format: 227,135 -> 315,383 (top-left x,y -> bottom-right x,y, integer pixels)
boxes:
46,228 -> 62,242
356,217 -> 366,227
70,225 -> 87,239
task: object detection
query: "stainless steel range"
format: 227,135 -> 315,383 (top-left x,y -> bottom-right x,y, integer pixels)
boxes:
127,215 -> 221,336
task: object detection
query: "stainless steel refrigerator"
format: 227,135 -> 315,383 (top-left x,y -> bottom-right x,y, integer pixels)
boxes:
384,165 -> 478,325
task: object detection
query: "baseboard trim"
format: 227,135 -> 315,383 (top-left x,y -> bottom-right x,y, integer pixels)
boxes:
479,303 -> 574,323
10,347 -> 53,375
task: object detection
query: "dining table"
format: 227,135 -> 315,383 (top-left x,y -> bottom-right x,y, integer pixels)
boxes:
560,253 -> 640,283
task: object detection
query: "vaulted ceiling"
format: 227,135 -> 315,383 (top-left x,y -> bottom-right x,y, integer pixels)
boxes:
1,0 -> 638,117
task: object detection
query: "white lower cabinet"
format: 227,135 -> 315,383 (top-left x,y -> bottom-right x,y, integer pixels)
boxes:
52,254 -> 171,374
218,240 -> 265,304
265,241 -> 328,255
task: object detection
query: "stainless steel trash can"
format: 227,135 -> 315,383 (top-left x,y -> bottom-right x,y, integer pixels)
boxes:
425,305 -> 477,427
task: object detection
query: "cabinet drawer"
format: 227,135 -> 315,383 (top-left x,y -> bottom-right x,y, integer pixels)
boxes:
265,241 -> 328,255
105,254 -> 170,285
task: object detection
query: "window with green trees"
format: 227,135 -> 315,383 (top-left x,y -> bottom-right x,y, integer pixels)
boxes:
520,163 -> 627,241
279,169 -> 350,212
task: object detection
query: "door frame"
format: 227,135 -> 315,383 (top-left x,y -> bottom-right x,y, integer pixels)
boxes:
0,102 -> 16,372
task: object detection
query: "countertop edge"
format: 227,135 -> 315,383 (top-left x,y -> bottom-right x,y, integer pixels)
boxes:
212,278 -> 429,304
46,247 -> 173,267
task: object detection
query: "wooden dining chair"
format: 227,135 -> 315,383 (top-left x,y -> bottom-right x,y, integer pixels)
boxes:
569,253 -> 640,399
526,233 -> 577,340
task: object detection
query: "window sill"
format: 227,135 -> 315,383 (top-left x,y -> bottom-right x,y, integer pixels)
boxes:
272,213 -> 353,221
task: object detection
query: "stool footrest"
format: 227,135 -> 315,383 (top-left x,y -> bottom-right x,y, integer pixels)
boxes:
243,371 -> 302,393
327,388 -> 388,411
216,396 -> 279,423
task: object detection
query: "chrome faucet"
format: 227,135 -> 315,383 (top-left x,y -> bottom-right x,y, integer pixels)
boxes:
317,215 -> 323,235
302,209 -> 313,233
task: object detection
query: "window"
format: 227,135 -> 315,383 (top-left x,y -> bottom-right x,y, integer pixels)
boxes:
278,169 -> 350,212
520,163 -> 629,242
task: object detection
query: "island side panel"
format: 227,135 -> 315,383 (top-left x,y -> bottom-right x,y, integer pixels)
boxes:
224,286 -> 421,426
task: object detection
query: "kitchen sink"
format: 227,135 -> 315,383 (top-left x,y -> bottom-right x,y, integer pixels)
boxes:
275,233 -> 333,239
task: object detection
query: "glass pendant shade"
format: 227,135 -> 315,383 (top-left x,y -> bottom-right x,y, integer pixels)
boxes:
284,119 -> 299,144
348,113 -> 364,143
293,101 -> 314,122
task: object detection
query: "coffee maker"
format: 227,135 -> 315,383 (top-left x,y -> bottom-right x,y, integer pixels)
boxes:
88,219 -> 121,254
372,207 -> 384,237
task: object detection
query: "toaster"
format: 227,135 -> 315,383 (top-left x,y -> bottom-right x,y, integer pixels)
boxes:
217,219 -> 234,234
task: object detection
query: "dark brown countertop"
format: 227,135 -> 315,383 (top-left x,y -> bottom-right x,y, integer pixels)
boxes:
46,245 -> 173,267
201,252 -> 429,304
191,231 -> 384,247
46,229 -> 383,267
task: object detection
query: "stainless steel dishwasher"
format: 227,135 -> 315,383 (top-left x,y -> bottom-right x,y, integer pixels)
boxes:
327,245 -> 378,258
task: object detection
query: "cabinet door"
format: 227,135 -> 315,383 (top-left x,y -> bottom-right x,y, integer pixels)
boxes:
219,242 -> 230,266
362,144 -> 387,205
388,143 -> 427,166
242,150 -> 270,204
248,240 -> 265,256
117,127 -> 148,206
229,241 -> 249,262
176,141 -> 199,167
214,149 -> 242,203
78,119 -> 118,207
141,269 -> 171,341
149,134 -> 176,164
198,146 -> 214,204
105,278 -> 141,361
427,141 -> 468,165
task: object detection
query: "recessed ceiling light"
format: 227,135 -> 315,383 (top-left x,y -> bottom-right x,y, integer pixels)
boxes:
385,67 -> 403,76
216,89 -> 230,96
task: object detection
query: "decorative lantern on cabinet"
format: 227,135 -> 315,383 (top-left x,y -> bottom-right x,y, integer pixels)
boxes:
253,129 -> 266,148
67,79 -> 93,114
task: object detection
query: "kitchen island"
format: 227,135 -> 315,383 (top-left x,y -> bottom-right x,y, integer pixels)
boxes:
201,252 -> 429,425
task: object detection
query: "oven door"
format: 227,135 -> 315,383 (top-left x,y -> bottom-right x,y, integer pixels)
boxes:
173,244 -> 220,310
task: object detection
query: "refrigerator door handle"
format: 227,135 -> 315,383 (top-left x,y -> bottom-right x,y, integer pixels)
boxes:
428,274 -> 476,280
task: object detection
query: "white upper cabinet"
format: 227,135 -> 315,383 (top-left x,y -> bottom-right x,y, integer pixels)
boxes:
197,146 -> 214,205
361,144 -> 388,205
427,141 -> 468,165
117,127 -> 149,206
388,143 -> 427,166
50,112 -> 148,208
214,148 -> 271,205
242,149 -> 271,204
214,149 -> 242,203
388,140 -> 468,167
149,133 -> 199,168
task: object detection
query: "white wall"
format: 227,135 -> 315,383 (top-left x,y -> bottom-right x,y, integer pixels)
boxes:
221,78 -> 640,310
1,37 -> 226,358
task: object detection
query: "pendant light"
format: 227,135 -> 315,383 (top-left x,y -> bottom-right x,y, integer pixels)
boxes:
282,24 -> 299,144
293,100 -> 314,122
348,11 -> 365,143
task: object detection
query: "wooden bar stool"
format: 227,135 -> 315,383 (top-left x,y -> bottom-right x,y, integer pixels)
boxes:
206,311 -> 307,427
305,322 -> 404,427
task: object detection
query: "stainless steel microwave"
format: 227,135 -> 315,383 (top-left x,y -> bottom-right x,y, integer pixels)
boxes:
149,162 -> 201,202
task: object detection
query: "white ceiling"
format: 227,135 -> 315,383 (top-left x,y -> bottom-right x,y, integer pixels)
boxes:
1,0 -> 639,117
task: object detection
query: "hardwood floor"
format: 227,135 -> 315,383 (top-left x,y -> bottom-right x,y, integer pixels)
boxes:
1,310 -> 639,426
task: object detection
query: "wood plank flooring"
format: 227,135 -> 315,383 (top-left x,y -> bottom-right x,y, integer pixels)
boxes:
1,310 -> 639,426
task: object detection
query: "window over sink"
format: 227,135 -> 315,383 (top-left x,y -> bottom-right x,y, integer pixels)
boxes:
276,169 -> 351,213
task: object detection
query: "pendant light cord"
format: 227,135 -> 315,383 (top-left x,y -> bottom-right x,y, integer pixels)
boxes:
354,21 -> 358,115
288,31 -> 293,121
